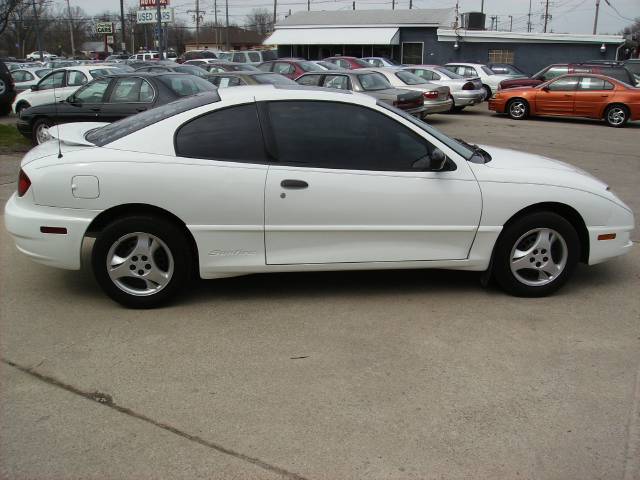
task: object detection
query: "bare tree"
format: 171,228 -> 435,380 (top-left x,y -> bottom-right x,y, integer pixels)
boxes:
244,8 -> 272,37
0,0 -> 23,36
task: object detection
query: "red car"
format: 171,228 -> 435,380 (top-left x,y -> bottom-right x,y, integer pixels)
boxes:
323,56 -> 371,70
489,73 -> 640,127
499,63 -> 636,90
257,59 -> 324,79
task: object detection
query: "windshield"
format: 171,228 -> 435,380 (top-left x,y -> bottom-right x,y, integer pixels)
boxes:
229,64 -> 260,71
358,72 -> 392,91
299,61 -> 324,72
254,73 -> 297,85
218,52 -> 232,61
159,74 -> 217,96
174,65 -> 208,77
90,68 -> 119,77
377,101 -> 474,160
481,66 -> 495,75
434,67 -> 463,79
395,70 -> 427,85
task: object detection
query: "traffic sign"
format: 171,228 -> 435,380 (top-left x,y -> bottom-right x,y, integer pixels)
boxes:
136,8 -> 174,24
96,22 -> 114,34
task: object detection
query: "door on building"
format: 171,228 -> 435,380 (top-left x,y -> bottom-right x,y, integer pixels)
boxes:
401,42 -> 423,65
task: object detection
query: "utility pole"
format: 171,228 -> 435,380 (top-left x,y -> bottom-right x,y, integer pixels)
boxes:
543,0 -> 550,33
527,0 -> 532,32
307,0 -> 310,10
481,0 -> 484,13
273,0 -> 277,32
592,0 -> 600,34
509,15 -> 513,31
225,0 -> 230,51
195,0 -> 200,49
214,0 -> 217,48
352,1 -> 355,9
119,0 -> 126,53
409,0 -> 412,8
453,1 -> 459,28
156,0 -> 163,58
31,0 -> 43,62
392,0 -> 395,10
65,0 -> 75,57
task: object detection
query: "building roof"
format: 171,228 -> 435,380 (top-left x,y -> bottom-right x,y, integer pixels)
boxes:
437,29 -> 625,45
277,8 -> 455,28
186,26 -> 265,45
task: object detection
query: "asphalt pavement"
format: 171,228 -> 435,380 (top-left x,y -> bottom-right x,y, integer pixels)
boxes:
1,108 -> 638,480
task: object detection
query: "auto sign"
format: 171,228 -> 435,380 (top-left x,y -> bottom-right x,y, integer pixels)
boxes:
139,0 -> 169,6
96,22 -> 113,34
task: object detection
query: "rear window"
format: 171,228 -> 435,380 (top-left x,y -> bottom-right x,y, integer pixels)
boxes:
395,70 -> 427,85
299,61 -> 324,72
600,67 -> 633,83
158,74 -> 217,96
435,67 -> 462,79
358,72 -> 391,91
262,50 -> 277,61
85,92 -> 220,146
253,73 -> 296,85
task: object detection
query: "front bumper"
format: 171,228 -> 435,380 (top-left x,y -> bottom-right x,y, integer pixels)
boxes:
452,90 -> 484,107
423,98 -> 453,115
4,192 -> 97,270
487,97 -> 507,113
15,118 -> 32,138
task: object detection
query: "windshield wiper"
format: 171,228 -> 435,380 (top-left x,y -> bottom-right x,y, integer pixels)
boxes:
455,138 -> 491,164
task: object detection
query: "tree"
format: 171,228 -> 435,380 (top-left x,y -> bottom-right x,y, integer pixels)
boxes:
0,0 -> 22,36
245,8 -> 272,37
621,17 -> 640,59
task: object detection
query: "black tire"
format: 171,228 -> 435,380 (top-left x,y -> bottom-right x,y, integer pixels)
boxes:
493,212 -> 580,297
506,98 -> 529,120
91,215 -> 193,308
452,106 -> 466,112
0,103 -> 10,116
31,117 -> 53,145
482,85 -> 492,101
604,104 -> 629,128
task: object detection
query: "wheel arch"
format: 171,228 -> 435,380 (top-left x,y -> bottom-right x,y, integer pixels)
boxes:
85,203 -> 200,270
15,100 -> 31,112
506,96 -> 530,114
499,202 -> 589,263
602,102 -> 629,119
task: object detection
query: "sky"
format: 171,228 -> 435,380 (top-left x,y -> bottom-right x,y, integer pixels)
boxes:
55,0 -> 639,35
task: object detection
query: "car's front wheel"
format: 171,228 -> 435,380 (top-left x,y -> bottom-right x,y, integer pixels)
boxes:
507,98 -> 529,120
493,212 -> 580,297
91,216 -> 193,308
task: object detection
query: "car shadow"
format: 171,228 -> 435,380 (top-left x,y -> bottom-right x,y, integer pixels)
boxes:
489,112 -> 640,129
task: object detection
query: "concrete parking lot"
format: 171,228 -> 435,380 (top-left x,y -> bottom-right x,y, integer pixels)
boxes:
1,108 -> 638,480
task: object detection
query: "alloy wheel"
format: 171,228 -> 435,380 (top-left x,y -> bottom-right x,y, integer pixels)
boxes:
509,100 -> 527,119
106,232 -> 175,296
509,228 -> 568,287
35,123 -> 52,144
607,107 -> 626,126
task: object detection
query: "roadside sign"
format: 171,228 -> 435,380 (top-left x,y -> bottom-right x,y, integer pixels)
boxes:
106,35 -> 114,44
96,22 -> 114,34
139,0 -> 169,6
136,8 -> 174,24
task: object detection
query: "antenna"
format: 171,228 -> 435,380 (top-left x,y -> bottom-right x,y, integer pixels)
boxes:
52,69 -> 63,159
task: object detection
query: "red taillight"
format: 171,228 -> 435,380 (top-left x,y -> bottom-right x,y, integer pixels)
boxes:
462,81 -> 475,90
18,169 -> 31,197
423,91 -> 439,99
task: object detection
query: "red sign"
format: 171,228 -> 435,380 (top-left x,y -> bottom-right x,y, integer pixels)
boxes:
139,0 -> 169,7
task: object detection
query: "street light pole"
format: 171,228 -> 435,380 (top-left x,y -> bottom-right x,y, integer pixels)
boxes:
156,0 -> 163,58
119,0 -> 126,53
31,0 -> 43,62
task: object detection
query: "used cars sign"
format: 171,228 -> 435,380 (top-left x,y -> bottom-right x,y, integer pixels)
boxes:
136,8 -> 174,24
96,22 -> 114,34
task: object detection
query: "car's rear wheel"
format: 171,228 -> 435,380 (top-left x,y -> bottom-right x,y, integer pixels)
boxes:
604,104 -> 629,128
32,117 -> 53,145
92,216 -> 193,308
482,85 -> 492,100
507,98 -> 529,120
493,212 -> 580,297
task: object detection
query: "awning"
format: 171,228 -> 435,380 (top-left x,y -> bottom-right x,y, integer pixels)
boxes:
264,27 -> 400,45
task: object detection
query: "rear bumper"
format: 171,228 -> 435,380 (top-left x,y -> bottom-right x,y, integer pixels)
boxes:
423,99 -> 453,115
405,105 -> 428,117
452,90 -> 484,107
4,193 -> 97,270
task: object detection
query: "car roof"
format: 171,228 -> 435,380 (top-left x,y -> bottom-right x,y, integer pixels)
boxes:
445,62 -> 485,67
215,84 -> 368,105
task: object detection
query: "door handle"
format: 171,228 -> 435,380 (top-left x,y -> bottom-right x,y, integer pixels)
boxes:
564,94 -> 573,98
90,107 -> 100,112
136,107 -> 147,112
280,179 -> 308,189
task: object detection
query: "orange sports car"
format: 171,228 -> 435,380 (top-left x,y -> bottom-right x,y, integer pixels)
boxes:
488,73 -> 640,127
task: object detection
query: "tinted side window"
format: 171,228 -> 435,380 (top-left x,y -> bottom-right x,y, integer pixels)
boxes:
110,77 -> 143,102
547,76 -> 579,91
38,71 -> 65,90
67,70 -> 88,86
296,74 -> 321,86
274,62 -> 294,74
248,52 -> 260,62
74,78 -> 111,103
258,63 -> 272,72
578,77 -> 613,90
267,101 -> 432,171
175,104 -> 266,163
232,53 -> 245,63
322,75 -> 350,90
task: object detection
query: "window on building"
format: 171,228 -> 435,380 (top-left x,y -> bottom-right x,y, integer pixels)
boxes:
488,49 -> 514,64
401,43 -> 423,65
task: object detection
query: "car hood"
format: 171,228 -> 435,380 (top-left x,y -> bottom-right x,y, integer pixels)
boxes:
470,144 -> 610,194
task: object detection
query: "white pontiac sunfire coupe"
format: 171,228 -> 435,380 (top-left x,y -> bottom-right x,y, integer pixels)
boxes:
4,86 -> 634,307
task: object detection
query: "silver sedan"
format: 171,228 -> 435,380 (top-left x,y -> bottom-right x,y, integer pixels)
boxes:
402,65 -> 485,111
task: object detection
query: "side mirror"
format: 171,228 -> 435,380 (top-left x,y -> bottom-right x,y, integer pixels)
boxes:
412,148 -> 448,171
429,148 -> 448,171
541,85 -> 550,92
30,84 -> 38,91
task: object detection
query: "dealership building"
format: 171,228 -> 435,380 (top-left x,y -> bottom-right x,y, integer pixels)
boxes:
264,9 -> 626,74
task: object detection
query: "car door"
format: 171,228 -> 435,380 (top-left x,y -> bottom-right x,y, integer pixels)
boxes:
573,76 -> 615,118
30,70 -> 66,106
60,77 -> 112,123
535,76 -> 579,115
260,99 -> 482,264
100,76 -> 156,121
173,103 -> 269,273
